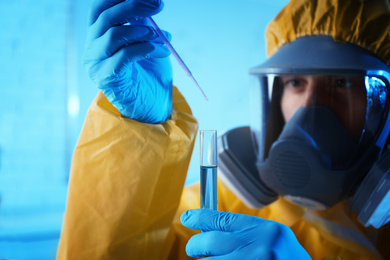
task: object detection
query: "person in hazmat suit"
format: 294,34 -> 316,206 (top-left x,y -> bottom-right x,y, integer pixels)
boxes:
56,0 -> 390,259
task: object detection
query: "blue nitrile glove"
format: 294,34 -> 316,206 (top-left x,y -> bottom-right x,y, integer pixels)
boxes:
181,209 -> 311,259
83,0 -> 173,123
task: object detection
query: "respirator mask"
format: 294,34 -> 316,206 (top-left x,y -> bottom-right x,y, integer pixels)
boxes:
218,36 -> 390,229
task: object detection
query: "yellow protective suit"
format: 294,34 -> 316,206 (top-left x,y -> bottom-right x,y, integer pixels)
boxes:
57,88 -> 198,259
57,0 -> 390,259
57,88 -> 390,260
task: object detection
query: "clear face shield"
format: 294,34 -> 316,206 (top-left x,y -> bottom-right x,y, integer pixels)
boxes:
250,73 -> 388,167
249,70 -> 390,211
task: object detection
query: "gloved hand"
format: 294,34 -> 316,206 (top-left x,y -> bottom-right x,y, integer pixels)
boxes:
83,0 -> 173,123
181,209 -> 311,259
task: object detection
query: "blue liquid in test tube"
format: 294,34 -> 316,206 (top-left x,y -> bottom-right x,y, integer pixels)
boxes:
200,166 -> 218,210
200,130 -> 218,210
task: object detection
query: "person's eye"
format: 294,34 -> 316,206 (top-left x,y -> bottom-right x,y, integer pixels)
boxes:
284,79 -> 304,87
334,78 -> 353,88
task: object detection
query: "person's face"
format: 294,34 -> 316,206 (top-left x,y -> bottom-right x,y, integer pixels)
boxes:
280,75 -> 367,138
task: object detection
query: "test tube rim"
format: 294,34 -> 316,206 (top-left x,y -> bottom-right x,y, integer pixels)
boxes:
200,130 -> 217,167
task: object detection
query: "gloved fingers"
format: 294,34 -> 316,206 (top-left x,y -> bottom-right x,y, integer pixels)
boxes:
86,42 -> 170,82
88,0 -> 124,25
88,0 -> 163,40
203,250 -> 275,260
89,0 -> 163,25
185,231 -> 244,258
181,209 -> 260,232
84,25 -> 171,61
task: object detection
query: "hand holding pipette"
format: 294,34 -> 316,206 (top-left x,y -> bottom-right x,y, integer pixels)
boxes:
83,0 -> 174,123
147,17 -> 209,101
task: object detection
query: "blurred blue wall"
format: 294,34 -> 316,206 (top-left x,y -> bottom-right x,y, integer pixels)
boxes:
0,0 -> 288,258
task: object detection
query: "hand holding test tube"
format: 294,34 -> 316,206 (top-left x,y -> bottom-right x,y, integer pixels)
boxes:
200,130 -> 218,210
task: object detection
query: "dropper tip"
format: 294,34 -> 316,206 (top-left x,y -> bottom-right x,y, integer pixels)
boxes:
190,76 -> 208,101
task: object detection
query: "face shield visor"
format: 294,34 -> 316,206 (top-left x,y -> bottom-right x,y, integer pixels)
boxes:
249,36 -> 390,210
250,73 -> 388,165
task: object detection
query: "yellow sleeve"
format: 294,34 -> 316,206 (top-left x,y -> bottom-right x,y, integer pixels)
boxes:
56,87 -> 198,260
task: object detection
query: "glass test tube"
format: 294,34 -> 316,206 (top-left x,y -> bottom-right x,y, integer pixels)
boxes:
200,130 -> 218,210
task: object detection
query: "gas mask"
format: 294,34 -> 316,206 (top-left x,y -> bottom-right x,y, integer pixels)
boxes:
217,36 -> 390,229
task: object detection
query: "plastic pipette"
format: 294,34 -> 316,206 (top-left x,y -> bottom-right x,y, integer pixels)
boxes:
146,17 -> 208,101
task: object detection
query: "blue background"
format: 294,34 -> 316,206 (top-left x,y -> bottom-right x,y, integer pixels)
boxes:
0,0 -> 288,258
